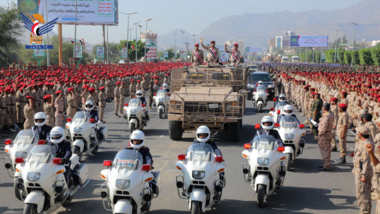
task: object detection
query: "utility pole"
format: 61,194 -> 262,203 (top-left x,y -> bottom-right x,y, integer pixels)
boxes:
334,29 -> 339,64
192,34 -> 195,47
181,30 -> 184,61
138,24 -> 142,41
143,19 -> 152,61
107,25 -> 109,64
72,0 -> 78,68
351,22 -> 358,67
134,22 -> 139,62
45,0 -> 50,66
121,12 -> 137,62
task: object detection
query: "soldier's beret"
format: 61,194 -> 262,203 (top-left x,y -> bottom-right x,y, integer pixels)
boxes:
68,87 -> 74,92
43,94 -> 51,99
55,90 -> 62,94
210,41 -> 215,44
89,87 -> 95,92
26,96 -> 34,100
338,103 -> 347,108
82,85 -> 89,89
194,43 -> 199,47
233,43 -> 238,46
330,97 -> 338,101
99,86 -> 105,90
116,81 -> 120,85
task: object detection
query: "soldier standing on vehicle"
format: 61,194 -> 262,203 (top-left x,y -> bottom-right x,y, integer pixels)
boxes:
353,126 -> 373,214
318,103 -> 334,171
224,43 -> 241,67
114,81 -> 121,117
191,43 -> 204,67
200,39 -> 219,63
98,86 -> 106,123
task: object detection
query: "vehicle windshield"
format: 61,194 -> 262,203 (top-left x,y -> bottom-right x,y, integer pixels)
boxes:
187,143 -> 214,164
275,102 -> 288,108
113,150 -> 143,170
249,66 -> 258,69
27,145 -> 56,164
251,134 -> 276,153
187,72 -> 206,80
211,72 -> 231,81
73,111 -> 89,122
129,98 -> 141,107
249,74 -> 271,83
280,115 -> 298,128
257,85 -> 266,92
157,90 -> 167,97
14,129 -> 37,145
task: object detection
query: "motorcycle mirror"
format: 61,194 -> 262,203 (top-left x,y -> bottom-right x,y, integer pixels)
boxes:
277,146 -> 285,152
299,124 -> 305,129
273,98 -> 277,101
254,124 -> 260,129
66,118 -> 72,122
277,110 -> 281,114
255,84 -> 258,86
15,157 -> 24,164
244,143 -> 251,149
103,160 -> 112,167
178,154 -> 186,161
270,108 -> 274,111
142,164 -> 151,171
167,93 -> 171,96
89,118 -> 96,123
274,123 -> 280,128
142,104 -> 146,107
215,156 -> 223,163
53,158 -> 62,164
124,103 -> 128,107
153,93 -> 156,96
4,139 -> 12,145
38,140 -> 45,145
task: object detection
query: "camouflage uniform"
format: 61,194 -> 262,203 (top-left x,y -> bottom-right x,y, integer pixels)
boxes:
330,104 -> 339,149
336,111 -> 349,158
312,97 -> 323,136
318,111 -> 334,169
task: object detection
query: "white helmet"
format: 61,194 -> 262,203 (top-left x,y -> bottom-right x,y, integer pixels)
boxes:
34,112 -> 47,127
284,105 -> 293,116
50,126 -> 65,144
258,81 -> 263,85
196,126 -> 210,143
136,90 -> 143,98
279,94 -> 286,103
130,130 -> 145,150
85,100 -> 94,111
261,116 -> 274,131
162,83 -> 168,89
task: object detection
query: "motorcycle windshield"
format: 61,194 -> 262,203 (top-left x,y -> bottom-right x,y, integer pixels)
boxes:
27,145 -> 56,164
113,150 -> 143,170
275,102 -> 287,108
14,129 -> 37,145
157,90 -> 166,97
280,115 -> 298,128
129,98 -> 141,107
257,85 -> 266,92
187,143 -> 214,164
251,134 -> 276,154
73,111 -> 89,122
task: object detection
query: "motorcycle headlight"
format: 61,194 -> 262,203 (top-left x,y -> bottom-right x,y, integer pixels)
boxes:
267,84 -> 274,88
130,109 -> 137,114
225,105 -> 231,111
116,179 -> 130,189
192,171 -> 206,179
257,158 -> 269,166
285,134 -> 294,140
27,172 -> 41,182
15,151 -> 27,158
247,84 -> 253,88
74,127 -> 82,133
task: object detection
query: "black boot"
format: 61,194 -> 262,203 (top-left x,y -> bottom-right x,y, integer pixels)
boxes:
336,157 -> 346,164
331,147 -> 337,152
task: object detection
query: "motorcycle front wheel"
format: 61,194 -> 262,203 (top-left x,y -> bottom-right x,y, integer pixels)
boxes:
23,203 -> 37,214
14,178 -> 22,201
257,184 -> 265,208
129,123 -> 136,134
191,201 -> 201,214
159,109 -> 164,119
286,153 -> 292,171
73,145 -> 83,161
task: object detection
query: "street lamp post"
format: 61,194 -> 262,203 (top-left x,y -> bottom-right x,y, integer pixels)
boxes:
174,33 -> 176,55
143,19 -> 152,60
320,35 -> 323,64
181,30 -> 184,61
138,25 -> 142,40
72,0 -> 78,67
334,29 -> 339,64
351,22 -> 358,67
192,34 -> 195,47
121,12 -> 137,62
134,22 -> 139,62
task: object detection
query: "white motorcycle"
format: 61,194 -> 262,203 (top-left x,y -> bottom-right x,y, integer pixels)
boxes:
14,144 -> 89,214
66,111 -> 108,161
175,143 -> 226,214
100,150 -> 161,214
252,85 -> 269,112
123,98 -> 150,134
4,129 -> 44,201
242,132 -> 286,207
275,115 -> 306,171
269,101 -> 287,122
152,90 -> 170,119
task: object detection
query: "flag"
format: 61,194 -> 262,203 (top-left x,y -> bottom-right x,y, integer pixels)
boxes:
131,44 -> 135,51
79,40 -> 83,45
69,37 -> 74,44
82,38 -> 85,46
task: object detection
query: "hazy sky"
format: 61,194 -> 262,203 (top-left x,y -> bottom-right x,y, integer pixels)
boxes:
3,0 -> 363,45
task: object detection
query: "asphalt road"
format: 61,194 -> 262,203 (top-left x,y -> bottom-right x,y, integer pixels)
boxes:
0,98 -> 372,213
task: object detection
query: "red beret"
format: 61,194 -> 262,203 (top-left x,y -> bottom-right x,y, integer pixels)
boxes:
339,103 -> 347,108
82,85 -> 89,89
233,43 -> 238,46
43,94 -> 51,99
99,86 -> 105,90
194,43 -> 199,47
341,91 -> 347,94
330,97 -> 338,101
37,82 -> 43,86
155,81 -> 158,84
116,81 -> 120,85
55,90 -> 62,94
210,41 -> 215,43
131,79 -> 134,82
26,96 -> 34,100
68,87 -> 74,92
4,88 -> 10,92
137,80 -> 141,83
89,87 -> 95,92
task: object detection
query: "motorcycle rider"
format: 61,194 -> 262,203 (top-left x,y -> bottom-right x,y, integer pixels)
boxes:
50,126 -> 72,186
252,116 -> 284,147
162,83 -> 170,92
277,105 -> 300,123
136,90 -> 150,122
274,93 -> 289,108
85,100 -> 99,121
33,112 -> 52,141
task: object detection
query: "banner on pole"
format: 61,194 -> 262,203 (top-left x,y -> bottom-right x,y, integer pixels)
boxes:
96,46 -> 105,59
75,45 -> 83,58
121,48 -> 128,58
34,49 -> 45,57
290,35 -> 329,47
164,51 -> 168,59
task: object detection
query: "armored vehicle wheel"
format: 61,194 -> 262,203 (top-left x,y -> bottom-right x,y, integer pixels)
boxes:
226,122 -> 240,142
169,121 -> 183,140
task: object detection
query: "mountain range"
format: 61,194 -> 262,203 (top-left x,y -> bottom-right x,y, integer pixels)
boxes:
158,0 -> 380,49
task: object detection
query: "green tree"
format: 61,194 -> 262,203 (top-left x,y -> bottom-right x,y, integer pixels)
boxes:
306,51 -> 314,62
352,50 -> 360,65
300,53 -> 306,62
359,49 -> 374,65
371,46 -> 380,66
338,50 -> 345,64
315,51 -> 321,63
0,4 -> 22,67
324,49 -> 335,63
342,35 -> 348,43
344,51 -> 352,65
